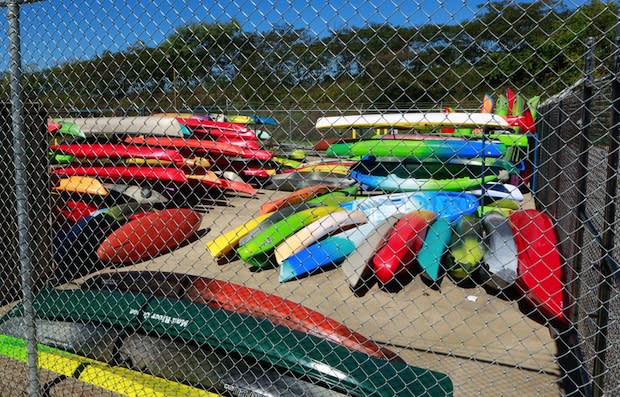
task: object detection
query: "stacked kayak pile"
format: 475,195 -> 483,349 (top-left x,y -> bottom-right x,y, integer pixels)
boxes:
207,188 -> 568,326
49,113 -> 289,194
0,270 -> 454,396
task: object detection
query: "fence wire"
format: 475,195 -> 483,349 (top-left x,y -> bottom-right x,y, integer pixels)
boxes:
0,1 -> 618,396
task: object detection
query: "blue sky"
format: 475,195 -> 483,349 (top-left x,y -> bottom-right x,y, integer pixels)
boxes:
0,0 -> 587,71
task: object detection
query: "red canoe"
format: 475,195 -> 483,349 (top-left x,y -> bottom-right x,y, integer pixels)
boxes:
184,277 -> 401,362
96,208 -> 203,264
50,143 -> 186,165
178,118 -> 258,140
372,211 -> 436,285
124,136 -> 272,161
509,209 -> 568,324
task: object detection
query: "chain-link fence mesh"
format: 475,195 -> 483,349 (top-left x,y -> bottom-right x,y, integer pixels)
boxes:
0,1 -> 618,396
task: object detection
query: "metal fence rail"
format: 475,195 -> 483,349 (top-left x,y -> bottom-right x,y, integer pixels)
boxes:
0,1 -> 619,396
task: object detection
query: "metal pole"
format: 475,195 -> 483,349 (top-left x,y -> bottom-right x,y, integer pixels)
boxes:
572,37 -> 595,323
7,2 -> 40,396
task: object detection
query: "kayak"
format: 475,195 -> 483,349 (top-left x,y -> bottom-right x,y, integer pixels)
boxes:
509,209 -> 568,324
238,206 -> 344,268
238,202 -> 324,247
341,216 -> 401,291
275,210 -> 368,267
50,143 -> 187,165
51,166 -> 257,196
266,171 -> 357,192
259,184 -> 341,215
56,116 -> 191,137
315,112 -> 511,130
416,217 -> 454,282
350,157 -> 514,192
54,176 -> 109,196
0,333 -> 217,397
448,215 -> 485,280
96,208 -> 203,264
124,136 -> 273,161
80,271 -> 402,363
329,137 -> 506,159
206,213 -> 272,259
3,287 -> 452,396
371,210 -> 436,285
479,211 -> 518,290
281,192 -> 479,281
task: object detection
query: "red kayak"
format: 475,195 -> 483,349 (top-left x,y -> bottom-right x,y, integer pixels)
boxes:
185,277 -> 402,362
96,208 -> 203,264
178,118 -> 258,140
216,135 -> 261,150
50,143 -> 186,165
51,166 -> 256,196
124,136 -> 272,161
372,211 -> 436,285
509,209 -> 568,324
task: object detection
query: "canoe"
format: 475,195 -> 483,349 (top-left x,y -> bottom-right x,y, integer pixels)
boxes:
238,206 -> 344,268
80,271 -> 402,363
282,192 -> 479,281
338,138 -> 506,159
266,171 -> 357,192
372,210 -> 436,285
179,118 -> 258,140
350,157 -> 513,192
479,211 -> 518,290
276,210 -> 368,267
448,215 -> 485,279
206,213 -> 272,259
124,136 -> 273,161
54,176 -> 109,196
50,143 -> 187,165
315,112 -> 511,130
259,184 -> 341,215
341,216 -> 401,291
5,287 -> 452,396
56,116 -> 191,137
96,208 -> 203,264
0,333 -> 216,397
509,209 -> 568,324
0,316 -> 359,396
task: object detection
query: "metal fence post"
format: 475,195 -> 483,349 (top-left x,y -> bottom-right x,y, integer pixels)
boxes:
572,37 -> 595,323
592,9 -> 620,397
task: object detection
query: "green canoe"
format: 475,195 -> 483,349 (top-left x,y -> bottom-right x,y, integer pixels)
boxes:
2,289 -> 453,397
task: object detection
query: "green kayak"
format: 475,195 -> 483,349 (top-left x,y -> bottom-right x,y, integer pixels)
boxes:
237,206 -> 344,268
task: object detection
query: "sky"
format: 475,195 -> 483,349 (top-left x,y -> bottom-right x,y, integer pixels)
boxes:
0,0 -> 591,72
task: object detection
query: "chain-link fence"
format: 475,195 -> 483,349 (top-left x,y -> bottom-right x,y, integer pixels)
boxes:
0,1 -> 618,396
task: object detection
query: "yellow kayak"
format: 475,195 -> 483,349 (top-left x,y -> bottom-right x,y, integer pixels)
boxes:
0,334 -> 219,397
206,213 -> 272,258
54,176 -> 108,196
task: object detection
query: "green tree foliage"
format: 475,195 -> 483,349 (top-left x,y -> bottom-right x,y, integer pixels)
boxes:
23,0 -> 617,113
